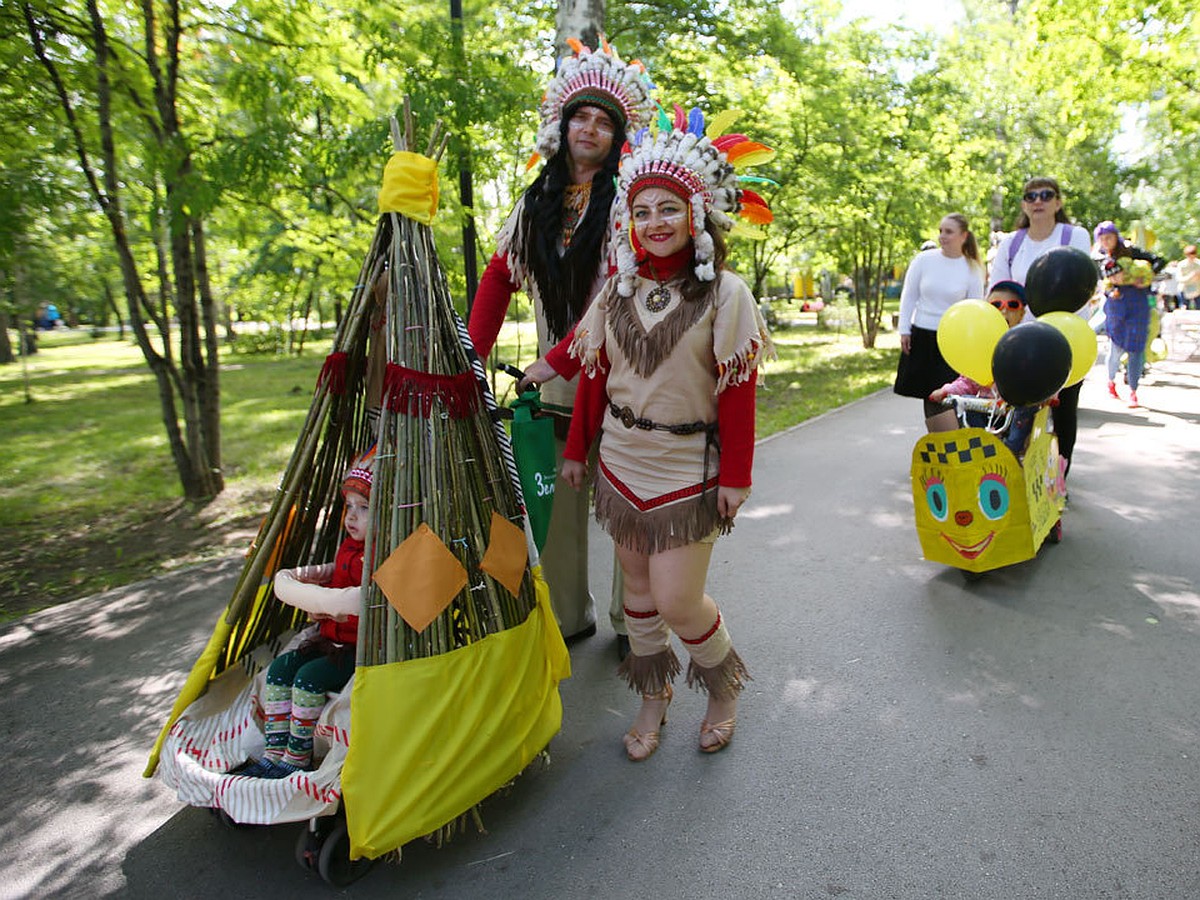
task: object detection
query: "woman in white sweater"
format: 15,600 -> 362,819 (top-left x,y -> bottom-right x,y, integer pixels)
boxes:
893,213 -> 986,431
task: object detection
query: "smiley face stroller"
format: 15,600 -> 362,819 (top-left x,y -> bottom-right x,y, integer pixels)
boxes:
911,395 -> 1067,581
144,118 -> 569,886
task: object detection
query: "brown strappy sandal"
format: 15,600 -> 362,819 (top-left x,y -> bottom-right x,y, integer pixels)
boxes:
698,716 -> 736,754
622,685 -> 673,762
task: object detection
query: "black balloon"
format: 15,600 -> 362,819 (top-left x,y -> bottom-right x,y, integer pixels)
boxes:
991,322 -> 1072,407
1024,246 -> 1099,316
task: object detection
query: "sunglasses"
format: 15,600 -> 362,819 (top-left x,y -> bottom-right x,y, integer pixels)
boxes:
1022,188 -> 1058,203
990,298 -> 1024,311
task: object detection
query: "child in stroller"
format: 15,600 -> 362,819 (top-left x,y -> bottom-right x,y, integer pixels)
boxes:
928,281 -> 1041,460
239,449 -> 374,778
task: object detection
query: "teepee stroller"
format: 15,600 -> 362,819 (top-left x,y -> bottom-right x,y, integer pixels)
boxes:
145,111 -> 570,886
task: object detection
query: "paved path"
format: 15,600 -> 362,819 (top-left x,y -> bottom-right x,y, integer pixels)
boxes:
2,356 -> 1198,899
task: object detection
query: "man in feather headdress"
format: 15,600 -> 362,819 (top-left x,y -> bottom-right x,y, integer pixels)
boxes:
468,39 -> 655,648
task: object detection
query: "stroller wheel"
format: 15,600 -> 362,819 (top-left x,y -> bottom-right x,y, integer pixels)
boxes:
1046,519 -> 1063,545
317,820 -> 376,887
212,807 -> 250,830
295,827 -> 321,870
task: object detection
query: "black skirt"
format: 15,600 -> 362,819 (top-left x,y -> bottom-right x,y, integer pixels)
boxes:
894,325 -> 957,399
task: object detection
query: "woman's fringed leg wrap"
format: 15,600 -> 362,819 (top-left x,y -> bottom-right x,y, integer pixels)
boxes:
617,606 -> 681,695
682,611 -> 751,701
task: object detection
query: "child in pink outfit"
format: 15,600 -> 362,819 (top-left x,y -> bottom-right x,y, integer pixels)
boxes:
928,282 -> 1039,457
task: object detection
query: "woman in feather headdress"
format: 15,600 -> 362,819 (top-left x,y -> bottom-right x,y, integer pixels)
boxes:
562,105 -> 775,760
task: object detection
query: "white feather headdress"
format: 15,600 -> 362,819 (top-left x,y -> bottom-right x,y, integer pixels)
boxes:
613,105 -> 777,297
531,36 -> 656,166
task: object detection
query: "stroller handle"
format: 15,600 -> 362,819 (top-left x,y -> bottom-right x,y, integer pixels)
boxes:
941,394 -> 1014,433
941,395 -> 997,414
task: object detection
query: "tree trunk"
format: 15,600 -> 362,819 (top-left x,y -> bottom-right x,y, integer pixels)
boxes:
555,0 -> 604,56
104,281 -> 125,339
10,256 -> 38,362
150,181 -> 175,362
297,281 -> 316,356
0,309 -> 13,365
193,219 -> 222,476
448,0 -> 479,312
26,0 -> 221,500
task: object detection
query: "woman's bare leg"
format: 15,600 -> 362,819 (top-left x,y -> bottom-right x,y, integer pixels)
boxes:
646,541 -> 746,751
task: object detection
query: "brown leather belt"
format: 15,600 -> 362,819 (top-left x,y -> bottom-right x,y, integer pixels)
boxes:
608,401 -> 715,436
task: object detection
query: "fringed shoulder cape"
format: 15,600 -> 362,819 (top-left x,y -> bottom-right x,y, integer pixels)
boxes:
566,270 -> 773,554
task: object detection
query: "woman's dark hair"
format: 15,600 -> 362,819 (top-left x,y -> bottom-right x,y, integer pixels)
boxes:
519,107 -> 622,342
1109,240 -> 1132,261
1014,176 -> 1070,229
676,223 -> 728,305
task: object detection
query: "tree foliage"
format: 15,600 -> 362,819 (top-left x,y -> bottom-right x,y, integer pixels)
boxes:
3,0 -> 1199,498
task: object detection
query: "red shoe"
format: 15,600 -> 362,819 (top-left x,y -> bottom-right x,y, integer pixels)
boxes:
1107,381 -> 1119,399
1129,391 -> 1139,408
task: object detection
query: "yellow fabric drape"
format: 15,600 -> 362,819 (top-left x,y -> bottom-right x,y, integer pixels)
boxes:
378,151 -> 439,224
343,566 -> 569,859
144,615 -> 236,777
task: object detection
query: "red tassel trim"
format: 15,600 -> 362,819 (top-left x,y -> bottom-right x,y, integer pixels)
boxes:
317,352 -> 348,395
382,363 -> 481,419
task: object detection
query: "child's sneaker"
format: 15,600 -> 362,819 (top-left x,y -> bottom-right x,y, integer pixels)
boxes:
1107,380 -> 1119,399
234,757 -> 278,778
257,759 -> 308,779
1128,390 -> 1139,408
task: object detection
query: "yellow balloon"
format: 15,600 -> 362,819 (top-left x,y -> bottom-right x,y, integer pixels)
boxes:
1038,310 -> 1098,387
937,299 -> 1008,386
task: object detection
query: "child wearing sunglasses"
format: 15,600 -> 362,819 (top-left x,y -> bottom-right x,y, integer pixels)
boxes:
928,282 -> 1040,457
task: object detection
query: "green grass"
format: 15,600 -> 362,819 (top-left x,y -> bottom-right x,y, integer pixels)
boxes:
1,332 -> 332,530
0,332 -> 335,619
0,318 -> 899,620
759,326 -> 900,434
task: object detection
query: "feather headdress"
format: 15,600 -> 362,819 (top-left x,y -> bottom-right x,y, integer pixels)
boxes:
531,36 -> 657,167
614,105 -> 777,296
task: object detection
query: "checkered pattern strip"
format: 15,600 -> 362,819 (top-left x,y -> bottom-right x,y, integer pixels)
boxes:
918,436 -> 997,465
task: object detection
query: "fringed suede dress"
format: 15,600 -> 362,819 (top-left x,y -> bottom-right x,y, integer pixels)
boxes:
565,260 -> 773,554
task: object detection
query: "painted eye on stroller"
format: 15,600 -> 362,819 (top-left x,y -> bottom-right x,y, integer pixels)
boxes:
977,475 -> 1010,520
925,482 -> 948,521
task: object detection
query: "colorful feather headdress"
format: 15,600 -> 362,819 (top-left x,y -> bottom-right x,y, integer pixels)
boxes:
531,36 -> 657,167
614,105 -> 776,297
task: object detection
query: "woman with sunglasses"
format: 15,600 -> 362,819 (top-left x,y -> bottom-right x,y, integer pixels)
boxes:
990,178 -> 1092,289
989,177 -> 1092,475
894,213 -> 986,432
